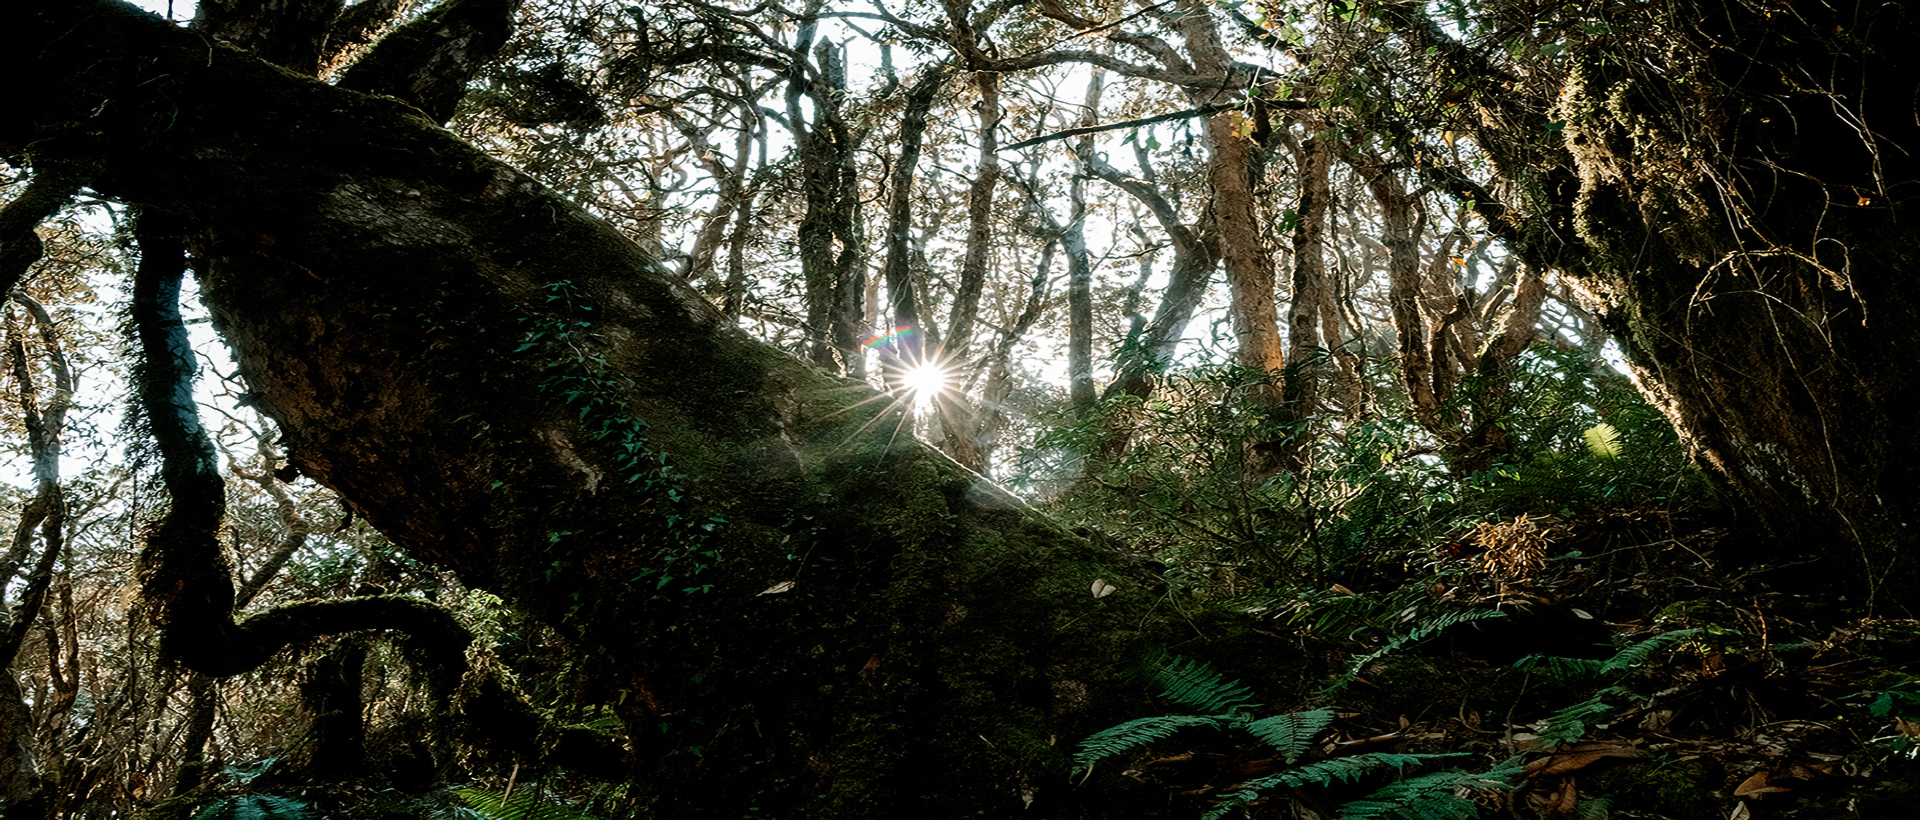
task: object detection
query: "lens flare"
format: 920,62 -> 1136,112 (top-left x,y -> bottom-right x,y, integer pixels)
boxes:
900,361 -> 949,406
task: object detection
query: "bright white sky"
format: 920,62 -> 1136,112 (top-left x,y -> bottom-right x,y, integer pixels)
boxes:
136,0 -> 194,20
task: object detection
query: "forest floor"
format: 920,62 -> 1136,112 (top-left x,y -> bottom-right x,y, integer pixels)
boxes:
1116,509 -> 1920,819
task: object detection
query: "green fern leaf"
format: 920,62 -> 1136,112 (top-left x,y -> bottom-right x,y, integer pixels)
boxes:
1335,756 -> 1523,820
1583,423 -> 1621,458
1601,628 -> 1701,675
1073,715 -> 1238,776
456,787 -> 604,820
1339,610 -> 1507,685
1142,652 -> 1259,716
1245,708 -> 1335,764
1536,690 -> 1622,748
1512,654 -> 1607,680
192,795 -> 310,820
1203,753 -> 1466,820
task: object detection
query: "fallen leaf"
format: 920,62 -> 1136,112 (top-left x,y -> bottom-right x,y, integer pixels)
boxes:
758,581 -> 796,595
1525,742 -> 1646,778
1728,801 -> 1752,820
1091,579 -> 1117,599
1734,770 -> 1790,797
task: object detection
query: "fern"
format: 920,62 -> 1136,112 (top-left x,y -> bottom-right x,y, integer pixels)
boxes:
1336,756 -> 1524,820
456,787 -> 605,820
1516,628 -> 1702,681
1601,628 -> 1701,675
191,795 -> 310,820
1582,423 -> 1621,458
1073,715 -> 1239,777
1202,753 -> 1466,820
1511,654 -> 1607,679
1141,651 -> 1259,716
1335,610 -> 1508,689
1535,689 -> 1623,748
1245,708 -> 1335,765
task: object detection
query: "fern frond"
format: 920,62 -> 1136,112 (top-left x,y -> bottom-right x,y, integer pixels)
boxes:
1141,652 -> 1259,716
1202,753 -> 1467,820
1073,715 -> 1238,776
1512,654 -> 1607,680
456,787 -> 605,820
1601,629 -> 1702,676
1535,690 -> 1622,748
1583,423 -> 1621,458
1341,610 -> 1508,683
1335,772 -> 1478,820
1336,756 -> 1525,820
1245,708 -> 1335,764
191,795 -> 310,820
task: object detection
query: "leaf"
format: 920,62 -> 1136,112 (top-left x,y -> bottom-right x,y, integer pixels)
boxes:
1091,579 -> 1117,599
1583,423 -> 1621,458
1733,770 -> 1790,797
1073,715 -> 1235,776
758,581 -> 795,595
1246,708 -> 1334,764
1140,652 -> 1259,716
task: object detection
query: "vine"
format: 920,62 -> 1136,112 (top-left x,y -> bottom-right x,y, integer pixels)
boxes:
518,280 -> 725,595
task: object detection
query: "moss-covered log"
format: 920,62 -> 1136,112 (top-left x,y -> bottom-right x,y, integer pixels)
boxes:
3,3 -> 1192,815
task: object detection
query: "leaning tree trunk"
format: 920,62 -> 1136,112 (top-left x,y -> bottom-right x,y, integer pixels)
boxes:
2,3 -> 1202,817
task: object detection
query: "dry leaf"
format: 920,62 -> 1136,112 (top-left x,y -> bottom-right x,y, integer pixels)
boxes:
1091,579 -> 1117,599
1733,770 -> 1790,797
1525,742 -> 1646,778
1728,801 -> 1752,820
758,581 -> 796,595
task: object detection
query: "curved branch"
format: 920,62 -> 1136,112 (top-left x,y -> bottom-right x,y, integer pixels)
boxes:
130,208 -> 473,679
1004,100 -> 1307,151
334,0 -> 523,124
0,164 -> 89,296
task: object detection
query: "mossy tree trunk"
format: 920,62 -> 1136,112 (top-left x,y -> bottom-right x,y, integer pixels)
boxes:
3,3 -> 1192,816
1381,0 -> 1920,608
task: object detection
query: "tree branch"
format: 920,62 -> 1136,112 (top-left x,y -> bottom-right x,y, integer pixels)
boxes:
1004,100 -> 1305,151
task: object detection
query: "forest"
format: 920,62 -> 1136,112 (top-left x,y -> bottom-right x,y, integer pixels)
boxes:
2,0 -> 1917,817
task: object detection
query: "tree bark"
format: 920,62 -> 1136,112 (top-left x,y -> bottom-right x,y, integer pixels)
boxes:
2,3 -> 1198,815
1375,0 -> 1920,607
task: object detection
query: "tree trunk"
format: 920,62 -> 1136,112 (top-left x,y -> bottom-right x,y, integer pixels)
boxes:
2,4 -> 1203,816
1381,0 -> 1920,606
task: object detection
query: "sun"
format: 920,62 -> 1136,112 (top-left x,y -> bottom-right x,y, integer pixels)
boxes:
900,361 -> 950,406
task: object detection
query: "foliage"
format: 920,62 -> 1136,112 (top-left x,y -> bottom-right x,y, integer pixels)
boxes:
1461,346 -> 1707,517
456,787 -> 605,820
1334,609 -> 1507,691
1510,629 -> 1707,748
1513,628 -> 1704,682
189,795 -> 310,820
516,279 -> 726,595
1139,649 -> 1262,717
1080,653 -> 1517,819
1020,360 -> 1458,593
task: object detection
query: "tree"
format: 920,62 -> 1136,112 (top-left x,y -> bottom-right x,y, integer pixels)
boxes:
3,3 -> 1190,816
1364,0 -> 1920,608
